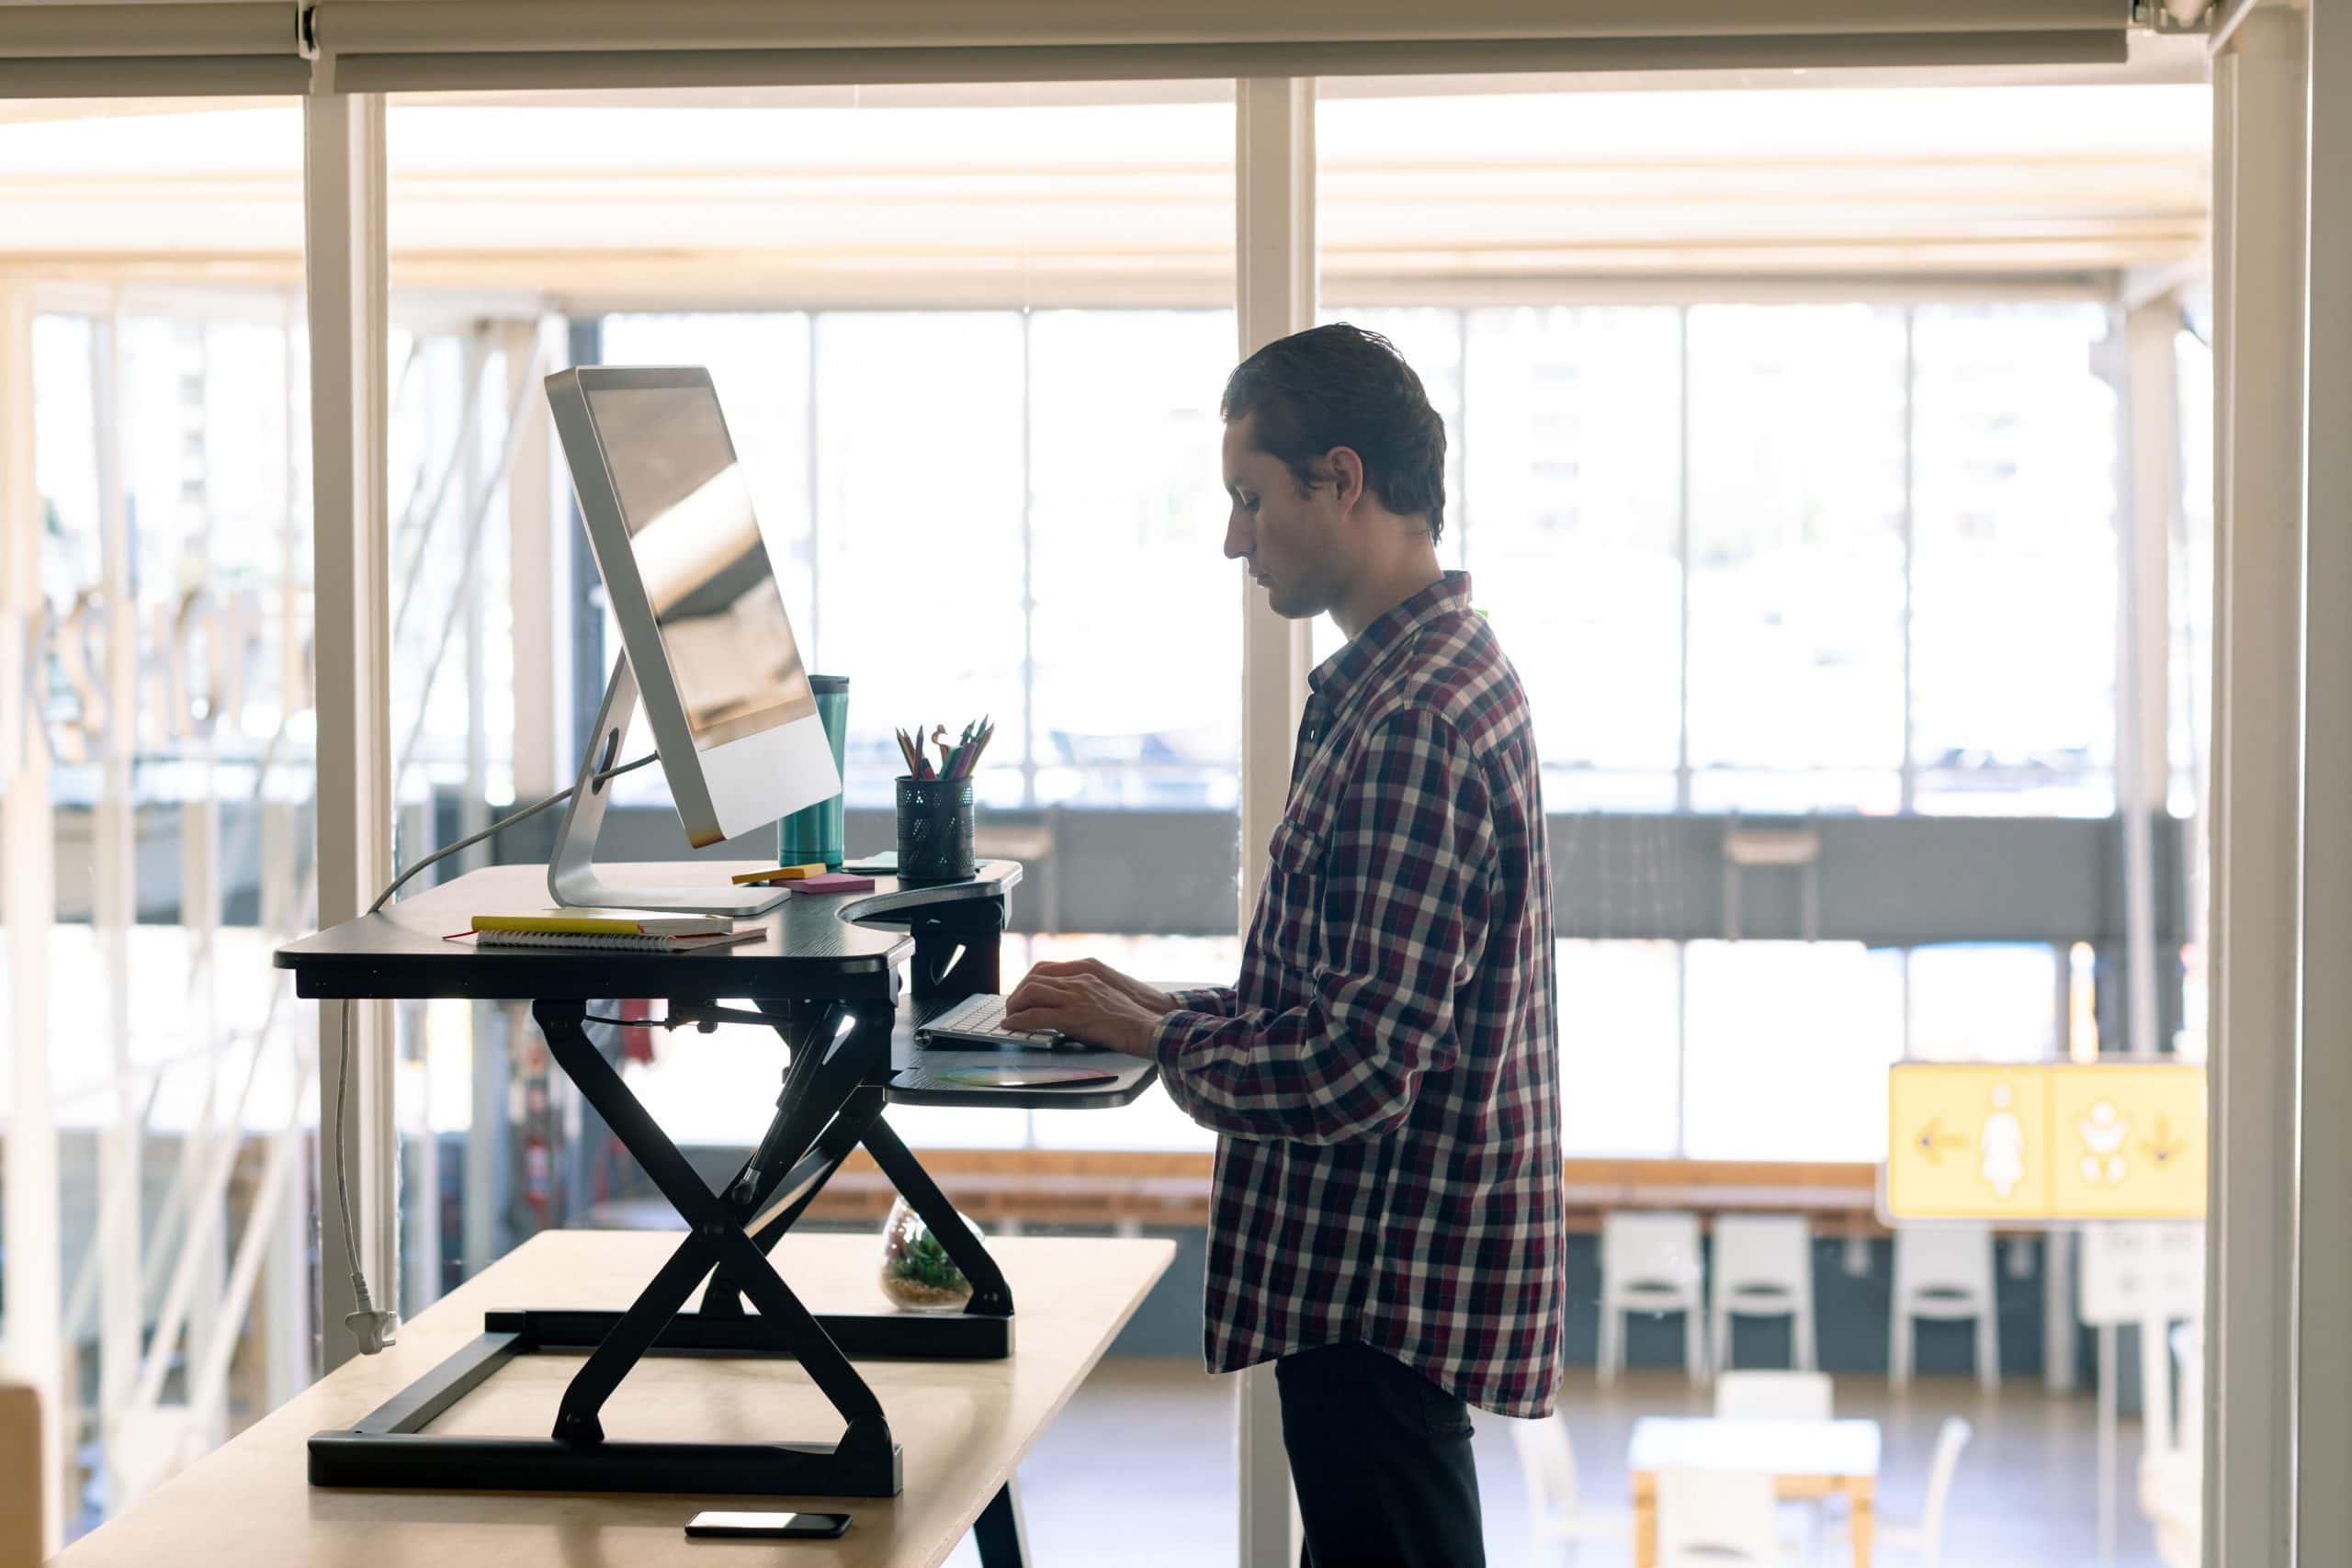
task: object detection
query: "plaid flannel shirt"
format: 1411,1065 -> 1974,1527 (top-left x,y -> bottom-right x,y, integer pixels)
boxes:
1151,571 -> 1565,1418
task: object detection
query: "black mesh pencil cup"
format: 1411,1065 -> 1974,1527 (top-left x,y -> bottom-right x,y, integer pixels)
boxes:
896,775 -> 976,883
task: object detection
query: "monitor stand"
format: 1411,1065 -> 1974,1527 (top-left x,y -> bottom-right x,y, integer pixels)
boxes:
547,654 -> 793,917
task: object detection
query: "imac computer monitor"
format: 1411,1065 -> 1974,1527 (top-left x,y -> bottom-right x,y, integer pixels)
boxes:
543,366 -> 838,913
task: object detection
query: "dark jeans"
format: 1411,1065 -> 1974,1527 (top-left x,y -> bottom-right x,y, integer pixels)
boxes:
1275,1342 -> 1485,1568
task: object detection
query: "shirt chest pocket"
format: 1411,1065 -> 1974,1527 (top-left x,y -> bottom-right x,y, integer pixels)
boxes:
1253,817 -> 1328,977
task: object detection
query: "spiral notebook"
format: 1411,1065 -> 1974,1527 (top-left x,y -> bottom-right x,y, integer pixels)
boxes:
460,927 -> 763,954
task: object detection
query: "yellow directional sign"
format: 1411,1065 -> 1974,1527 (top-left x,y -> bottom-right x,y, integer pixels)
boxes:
1886,1066 -> 2052,1221
1884,1060 -> 2206,1223
2046,1063 -> 2208,1221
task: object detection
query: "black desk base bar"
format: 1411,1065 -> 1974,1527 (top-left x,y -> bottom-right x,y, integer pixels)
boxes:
311,965 -> 1015,1506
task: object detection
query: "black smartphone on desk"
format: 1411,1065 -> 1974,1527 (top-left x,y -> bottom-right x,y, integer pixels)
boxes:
685,1510 -> 852,1540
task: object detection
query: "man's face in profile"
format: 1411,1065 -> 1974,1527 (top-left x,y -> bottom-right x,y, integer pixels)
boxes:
1222,413 -> 1347,621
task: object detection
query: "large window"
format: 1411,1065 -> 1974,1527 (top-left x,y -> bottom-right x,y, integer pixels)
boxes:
1687,306 -> 1909,812
16,284 -> 320,1536
1462,308 -> 1683,809
1556,940 -> 1681,1155
1911,303 -> 2119,814
1028,310 -> 1240,808
1561,939 -> 2068,1160
1,73 -> 2219,1563
389,94 -> 1243,1208
600,307 -> 1242,812
1316,299 -> 2123,818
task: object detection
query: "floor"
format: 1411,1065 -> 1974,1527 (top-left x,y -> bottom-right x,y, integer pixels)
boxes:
945,1359 -> 2165,1567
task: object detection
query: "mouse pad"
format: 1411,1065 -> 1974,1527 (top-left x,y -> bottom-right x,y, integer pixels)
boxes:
936,1066 -> 1121,1089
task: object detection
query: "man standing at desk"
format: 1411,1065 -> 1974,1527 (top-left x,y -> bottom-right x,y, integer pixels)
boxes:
1005,323 -> 1564,1567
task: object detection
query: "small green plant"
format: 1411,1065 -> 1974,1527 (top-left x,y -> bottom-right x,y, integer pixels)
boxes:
889,1227 -> 966,1292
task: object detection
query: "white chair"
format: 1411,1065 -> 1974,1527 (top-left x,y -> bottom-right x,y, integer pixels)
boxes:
1508,1414 -> 1631,1564
1657,1467 -> 1782,1568
1713,1370 -> 1836,1555
1842,1416 -> 1972,1566
1890,1224 -> 1999,1392
1711,1214 -> 1817,1371
1713,1370 -> 1833,1422
1600,1211 -> 1707,1385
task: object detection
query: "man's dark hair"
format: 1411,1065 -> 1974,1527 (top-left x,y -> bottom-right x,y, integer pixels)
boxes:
1221,322 -> 1448,541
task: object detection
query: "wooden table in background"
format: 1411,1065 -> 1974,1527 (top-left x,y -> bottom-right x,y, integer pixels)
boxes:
51,1230 -> 1174,1568
1630,1416 -> 1883,1567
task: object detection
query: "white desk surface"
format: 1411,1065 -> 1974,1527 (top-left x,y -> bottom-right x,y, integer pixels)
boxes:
1629,1416 -> 1883,1479
50,1229 -> 1176,1568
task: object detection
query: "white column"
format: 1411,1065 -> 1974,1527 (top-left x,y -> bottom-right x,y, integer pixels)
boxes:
459,327 -> 491,863
0,278 -> 64,1562
2120,300 -> 2178,1061
504,317 -> 560,801
177,339 -> 229,1448
1234,74 -> 1317,1568
305,91 -> 397,1373
260,790 -> 311,1408
472,320 -> 551,1278
2298,0 -> 2352,1552
262,299 -> 312,1409
2204,11 -> 2304,1564
89,305 -> 141,1510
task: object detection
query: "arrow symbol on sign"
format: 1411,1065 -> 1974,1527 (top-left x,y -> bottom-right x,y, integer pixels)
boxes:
2140,1115 -> 2188,1168
1914,1118 -> 1967,1165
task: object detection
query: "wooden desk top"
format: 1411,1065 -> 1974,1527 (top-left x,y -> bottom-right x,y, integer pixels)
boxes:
51,1229 -> 1176,1568
1629,1416 -> 1883,1479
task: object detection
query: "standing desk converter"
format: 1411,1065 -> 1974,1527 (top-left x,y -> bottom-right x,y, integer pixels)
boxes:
276,858 -> 1155,1513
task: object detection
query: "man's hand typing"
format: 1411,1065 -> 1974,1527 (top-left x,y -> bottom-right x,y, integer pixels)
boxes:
1001,958 -> 1176,1056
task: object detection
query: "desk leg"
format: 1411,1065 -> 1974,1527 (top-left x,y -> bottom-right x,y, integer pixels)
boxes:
1633,1471 -> 1658,1568
1848,1476 -> 1874,1567
973,1480 -> 1029,1568
537,1002 -> 890,1448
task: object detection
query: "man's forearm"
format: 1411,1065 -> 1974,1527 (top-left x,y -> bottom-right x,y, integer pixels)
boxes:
1150,990 -> 1452,1146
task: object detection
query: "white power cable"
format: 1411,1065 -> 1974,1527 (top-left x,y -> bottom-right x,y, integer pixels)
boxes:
335,751 -> 656,1353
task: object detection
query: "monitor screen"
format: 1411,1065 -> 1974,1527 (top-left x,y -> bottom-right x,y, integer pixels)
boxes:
582,383 -> 816,751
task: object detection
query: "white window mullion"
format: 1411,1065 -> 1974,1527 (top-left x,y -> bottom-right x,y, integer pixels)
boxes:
1237,76 -> 1316,907
2205,11 -> 2304,1564
2298,0 -> 2352,1553
1234,73 -> 1316,1568
305,89 -> 397,1373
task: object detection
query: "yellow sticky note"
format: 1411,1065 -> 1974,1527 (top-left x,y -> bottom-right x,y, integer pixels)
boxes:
2046,1063 -> 2206,1220
1885,1064 -> 2052,1221
730,863 -> 829,886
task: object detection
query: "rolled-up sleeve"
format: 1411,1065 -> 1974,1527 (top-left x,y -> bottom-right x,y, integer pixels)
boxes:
1151,707 -> 1495,1145
1170,986 -> 1239,1017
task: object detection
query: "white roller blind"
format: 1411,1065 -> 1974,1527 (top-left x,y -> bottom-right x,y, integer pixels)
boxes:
308,0 -> 2126,93
316,0 -> 2121,53
322,34 -> 2129,96
0,3 -> 307,96
0,0 -> 2132,96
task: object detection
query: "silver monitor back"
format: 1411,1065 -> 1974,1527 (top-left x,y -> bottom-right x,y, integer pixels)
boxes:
543,365 -> 837,913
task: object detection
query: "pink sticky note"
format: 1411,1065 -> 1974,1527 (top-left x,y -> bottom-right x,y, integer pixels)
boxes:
786,874 -> 876,895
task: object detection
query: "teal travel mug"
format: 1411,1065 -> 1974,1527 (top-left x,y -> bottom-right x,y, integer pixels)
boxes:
778,675 -> 850,870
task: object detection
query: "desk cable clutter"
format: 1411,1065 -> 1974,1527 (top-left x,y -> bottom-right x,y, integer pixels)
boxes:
334,750 -> 659,1356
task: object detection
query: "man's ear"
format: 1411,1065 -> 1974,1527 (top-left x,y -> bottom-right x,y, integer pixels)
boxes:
1325,446 -> 1367,512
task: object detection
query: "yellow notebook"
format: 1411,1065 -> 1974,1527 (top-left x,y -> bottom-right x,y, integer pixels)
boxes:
469,908 -> 740,938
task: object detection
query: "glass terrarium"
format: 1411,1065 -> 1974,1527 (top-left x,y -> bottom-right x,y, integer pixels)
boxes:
878,1196 -> 983,1313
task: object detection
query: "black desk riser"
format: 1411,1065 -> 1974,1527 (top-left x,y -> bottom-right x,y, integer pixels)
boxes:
276,858 -> 1153,1514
